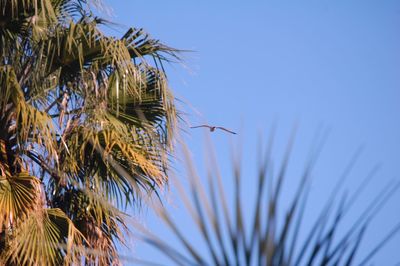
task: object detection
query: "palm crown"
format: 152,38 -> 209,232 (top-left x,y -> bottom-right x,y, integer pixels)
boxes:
0,0 -> 178,264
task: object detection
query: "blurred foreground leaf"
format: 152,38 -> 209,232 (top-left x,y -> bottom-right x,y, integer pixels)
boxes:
136,129 -> 400,265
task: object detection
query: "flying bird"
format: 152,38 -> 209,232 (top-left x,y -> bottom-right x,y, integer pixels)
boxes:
190,125 -> 237,135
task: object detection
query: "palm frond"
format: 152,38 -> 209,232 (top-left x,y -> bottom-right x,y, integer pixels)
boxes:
0,172 -> 40,229
4,207 -> 86,266
138,131 -> 400,265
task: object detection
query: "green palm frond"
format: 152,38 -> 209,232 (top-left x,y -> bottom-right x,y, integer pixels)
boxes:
138,133 -> 400,265
0,66 -> 57,162
59,123 -> 166,190
50,184 -> 128,265
5,207 -> 87,266
0,0 -> 57,39
0,172 -> 40,229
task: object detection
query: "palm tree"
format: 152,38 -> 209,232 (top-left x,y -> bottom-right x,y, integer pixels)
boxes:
138,130 -> 400,265
0,0 -> 178,265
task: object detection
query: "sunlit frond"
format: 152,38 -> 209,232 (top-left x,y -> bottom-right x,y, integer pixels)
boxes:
5,208 -> 86,266
0,66 -> 57,161
0,172 -> 40,229
51,187 -> 127,265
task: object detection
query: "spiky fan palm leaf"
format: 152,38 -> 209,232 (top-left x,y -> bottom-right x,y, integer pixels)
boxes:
139,132 -> 400,266
0,0 -> 179,264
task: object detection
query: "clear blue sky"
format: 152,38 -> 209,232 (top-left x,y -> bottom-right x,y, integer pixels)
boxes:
105,1 -> 400,264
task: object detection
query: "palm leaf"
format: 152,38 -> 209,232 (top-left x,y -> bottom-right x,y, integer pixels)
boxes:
138,130 -> 400,265
0,172 -> 40,229
5,208 -> 86,266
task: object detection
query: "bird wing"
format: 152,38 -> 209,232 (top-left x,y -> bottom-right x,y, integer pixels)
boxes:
216,127 -> 237,134
190,125 -> 211,129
